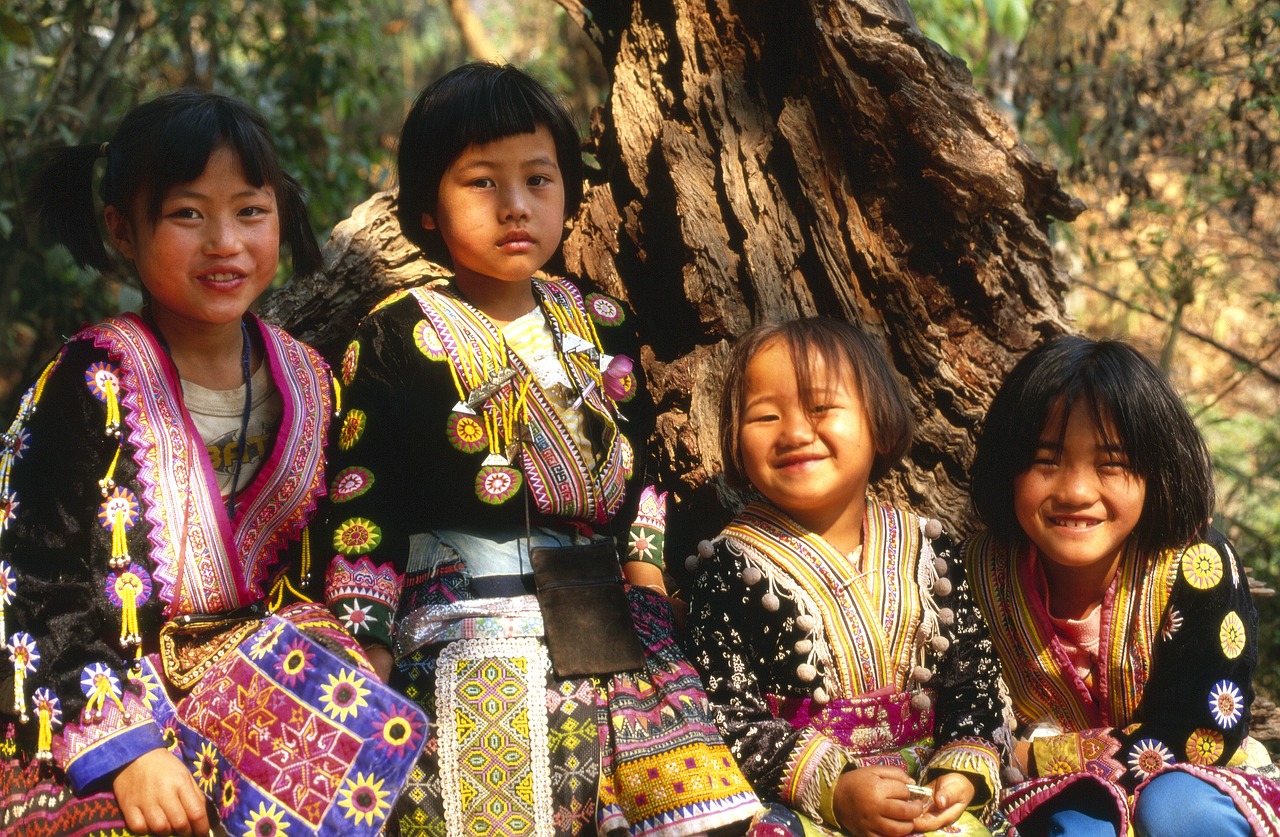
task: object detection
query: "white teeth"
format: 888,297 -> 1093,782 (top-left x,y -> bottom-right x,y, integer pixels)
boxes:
1053,518 -> 1096,529
205,273 -> 235,282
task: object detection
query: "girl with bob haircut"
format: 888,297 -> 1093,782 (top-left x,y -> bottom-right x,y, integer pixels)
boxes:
963,335 -> 1280,836
686,316 -> 1009,837
1,89 -> 425,837
323,62 -> 758,836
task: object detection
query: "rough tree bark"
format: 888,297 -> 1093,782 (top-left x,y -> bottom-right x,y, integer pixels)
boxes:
262,0 -> 1083,557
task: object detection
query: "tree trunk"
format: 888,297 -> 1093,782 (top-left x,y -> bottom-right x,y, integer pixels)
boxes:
262,0 -> 1083,560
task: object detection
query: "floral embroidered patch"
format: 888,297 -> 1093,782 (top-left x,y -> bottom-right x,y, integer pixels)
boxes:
1220,611 -> 1246,659
337,771 -> 392,827
475,465 -> 522,505
1186,728 -> 1225,764
330,467 -> 375,503
97,487 -> 140,533
0,493 -> 17,534
586,293 -> 625,326
320,669 -> 371,722
373,706 -> 422,758
334,518 -> 382,556
413,320 -> 447,361
339,410 -> 368,450
1209,680 -> 1245,728
447,411 -> 488,454
341,340 -> 361,386
1127,738 -> 1173,780
84,362 -> 121,402
275,638 -> 315,688
1161,608 -> 1183,641
105,564 -> 151,608
1181,543 -> 1223,589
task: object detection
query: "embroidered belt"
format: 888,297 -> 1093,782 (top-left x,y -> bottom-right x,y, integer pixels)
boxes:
770,689 -> 934,751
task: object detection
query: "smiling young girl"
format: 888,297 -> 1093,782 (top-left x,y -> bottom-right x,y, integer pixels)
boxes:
685,317 -> 1007,837
0,90 -> 425,837
322,62 -> 757,836
964,335 -> 1280,836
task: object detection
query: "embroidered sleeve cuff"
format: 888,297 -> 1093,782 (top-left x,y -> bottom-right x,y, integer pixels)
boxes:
624,485 -> 667,569
58,695 -> 163,792
923,737 -> 1003,815
326,556 -> 403,647
779,728 -> 852,827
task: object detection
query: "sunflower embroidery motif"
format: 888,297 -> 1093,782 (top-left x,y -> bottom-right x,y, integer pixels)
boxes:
341,340 -> 360,386
1219,611 -> 1246,659
274,638 -> 315,688
337,772 -> 392,827
333,518 -> 382,556
1127,739 -> 1173,780
413,320 -> 447,360
1181,544 -> 1223,590
338,410 -> 367,451
1186,728 -> 1225,764
447,411 -> 488,454
320,669 -> 371,722
1209,680 -> 1245,728
241,801 -> 290,837
192,741 -> 219,793
372,706 -> 422,758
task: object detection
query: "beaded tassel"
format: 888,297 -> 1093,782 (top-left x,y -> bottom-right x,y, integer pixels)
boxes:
0,561 -> 14,646
32,688 -> 60,761
7,632 -> 38,723
81,664 -> 125,721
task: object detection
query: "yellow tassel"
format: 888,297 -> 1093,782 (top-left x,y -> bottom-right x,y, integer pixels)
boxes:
102,376 -> 120,436
30,358 -> 58,405
12,667 -> 26,723
84,675 -> 125,721
332,377 -> 342,417
36,705 -> 52,759
110,507 -> 130,565
115,572 -> 142,657
99,445 -> 122,494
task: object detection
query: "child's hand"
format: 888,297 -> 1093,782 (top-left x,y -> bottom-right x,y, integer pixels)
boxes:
910,771 -> 976,833
832,765 -> 930,837
113,748 -> 209,836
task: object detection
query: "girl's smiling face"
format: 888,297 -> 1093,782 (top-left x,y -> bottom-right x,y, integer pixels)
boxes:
738,339 -> 876,549
1014,401 -> 1147,590
105,146 -> 279,336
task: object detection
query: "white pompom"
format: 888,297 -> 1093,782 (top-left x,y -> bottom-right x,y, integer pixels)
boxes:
796,663 -> 818,682
938,607 -> 955,626
910,691 -> 933,712
911,665 -> 933,684
813,687 -> 830,705
924,518 -> 943,539
742,566 -> 763,585
796,614 -> 815,632
762,592 -> 780,612
684,554 -> 700,572
697,539 -> 715,558
934,557 -> 948,575
794,639 -> 813,655
930,635 -> 951,653
932,577 -> 953,597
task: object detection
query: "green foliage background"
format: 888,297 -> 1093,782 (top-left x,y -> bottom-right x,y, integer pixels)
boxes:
2,0 -> 1277,690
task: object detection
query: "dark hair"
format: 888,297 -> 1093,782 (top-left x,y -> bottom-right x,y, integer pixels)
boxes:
718,317 -> 915,488
28,89 -> 322,275
395,62 -> 583,264
970,335 -> 1214,552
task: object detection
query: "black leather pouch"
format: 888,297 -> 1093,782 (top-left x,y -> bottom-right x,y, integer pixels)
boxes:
530,542 -> 646,678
